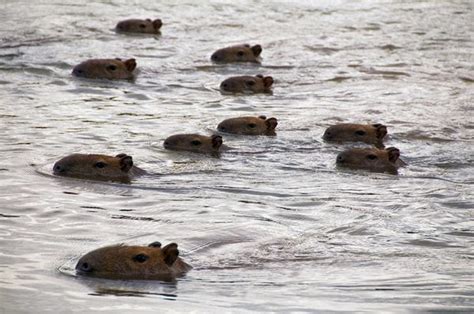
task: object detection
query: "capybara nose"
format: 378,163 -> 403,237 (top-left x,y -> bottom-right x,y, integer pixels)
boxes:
163,141 -> 170,148
77,262 -> 92,273
221,82 -> 228,89
336,154 -> 345,164
53,164 -> 65,174
211,54 -> 220,61
218,126 -> 226,132
72,67 -> 84,76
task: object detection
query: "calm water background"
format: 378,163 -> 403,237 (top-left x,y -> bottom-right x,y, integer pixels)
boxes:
1,0 -> 473,312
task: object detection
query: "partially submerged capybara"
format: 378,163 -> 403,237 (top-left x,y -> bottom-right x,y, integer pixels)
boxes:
211,44 -> 262,63
72,58 -> 136,80
53,153 -> 146,182
163,134 -> 223,155
217,115 -> 278,136
76,242 -> 192,281
220,75 -> 273,93
115,18 -> 162,34
323,123 -> 388,147
336,147 -> 403,174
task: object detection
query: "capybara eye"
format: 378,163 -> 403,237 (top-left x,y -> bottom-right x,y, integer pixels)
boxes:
237,51 -> 244,57
139,24 -> 146,29
366,154 -> 378,160
190,140 -> 202,146
79,262 -> 92,272
107,64 -> 117,71
248,123 -> 257,129
245,80 -> 256,87
355,130 -> 366,136
94,162 -> 107,169
133,253 -> 149,263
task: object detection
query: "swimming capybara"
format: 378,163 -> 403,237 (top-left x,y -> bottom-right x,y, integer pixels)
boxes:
76,242 -> 192,281
163,134 -> 223,155
336,147 -> 403,174
217,115 -> 278,136
220,75 -> 273,93
53,153 -> 146,182
211,44 -> 262,63
115,18 -> 162,34
323,123 -> 388,147
72,58 -> 136,80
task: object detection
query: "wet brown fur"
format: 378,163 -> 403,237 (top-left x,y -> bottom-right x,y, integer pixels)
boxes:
336,147 -> 402,174
115,18 -> 162,34
211,44 -> 262,63
163,134 -> 223,155
72,58 -> 137,80
220,75 -> 273,93
53,153 -> 145,182
217,115 -> 278,136
76,242 -> 192,281
323,123 -> 388,147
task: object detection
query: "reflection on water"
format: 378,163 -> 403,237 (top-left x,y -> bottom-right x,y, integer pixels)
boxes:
0,0 -> 473,312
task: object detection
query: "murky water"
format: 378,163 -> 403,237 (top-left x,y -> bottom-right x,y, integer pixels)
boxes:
1,0 -> 473,312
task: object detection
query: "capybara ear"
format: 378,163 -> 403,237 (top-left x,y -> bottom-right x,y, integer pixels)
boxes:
251,45 -> 262,57
148,241 -> 162,248
153,19 -> 162,30
162,243 -> 179,266
386,147 -> 400,163
116,153 -> 127,158
258,115 -> 267,120
265,117 -> 278,130
124,58 -> 137,72
256,74 -> 264,78
211,135 -> 223,149
374,124 -> 388,139
119,155 -> 133,172
263,76 -> 274,88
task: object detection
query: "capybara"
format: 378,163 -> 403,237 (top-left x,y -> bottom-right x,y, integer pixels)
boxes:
163,134 -> 223,155
211,44 -> 262,63
53,153 -> 146,182
76,242 -> 192,281
220,75 -> 273,93
323,123 -> 388,147
72,58 -> 136,80
336,147 -> 403,174
217,115 -> 278,136
115,18 -> 162,34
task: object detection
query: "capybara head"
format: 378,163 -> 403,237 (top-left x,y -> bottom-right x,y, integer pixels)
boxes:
53,153 -> 136,182
163,134 -> 223,155
220,75 -> 273,93
211,44 -> 262,63
323,123 -> 388,146
72,58 -> 136,80
76,242 -> 192,281
336,147 -> 401,174
217,115 -> 278,136
116,18 -> 162,34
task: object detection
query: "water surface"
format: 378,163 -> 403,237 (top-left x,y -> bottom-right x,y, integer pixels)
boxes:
0,0 -> 473,312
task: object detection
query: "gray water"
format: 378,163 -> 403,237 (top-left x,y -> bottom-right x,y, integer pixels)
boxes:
1,0 -> 473,313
